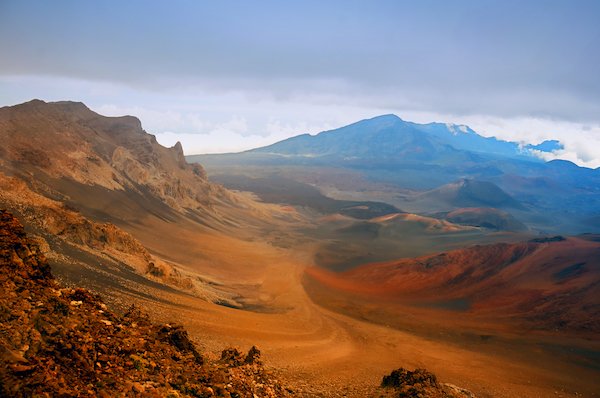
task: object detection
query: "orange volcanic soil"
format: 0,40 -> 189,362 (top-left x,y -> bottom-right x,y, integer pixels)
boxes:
305,236 -> 600,334
301,236 -> 600,397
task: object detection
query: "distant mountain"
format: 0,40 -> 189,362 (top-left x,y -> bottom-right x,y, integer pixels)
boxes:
190,114 -> 600,234
189,114 -> 576,191
250,114 -> 533,160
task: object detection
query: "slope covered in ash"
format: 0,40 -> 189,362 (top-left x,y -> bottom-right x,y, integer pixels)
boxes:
306,236 -> 600,334
0,209 -> 478,398
443,207 -> 527,232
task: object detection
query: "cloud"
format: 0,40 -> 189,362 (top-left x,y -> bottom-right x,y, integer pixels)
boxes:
405,112 -> 600,168
265,119 -> 334,138
1,1 -> 599,125
154,118 -> 338,155
212,116 -> 248,136
3,73 -> 600,166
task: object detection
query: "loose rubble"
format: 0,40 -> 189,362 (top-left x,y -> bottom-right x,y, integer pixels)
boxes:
0,210 -> 290,397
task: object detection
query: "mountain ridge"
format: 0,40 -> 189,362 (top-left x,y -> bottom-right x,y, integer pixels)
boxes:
190,113 -> 600,233
246,113 -> 550,162
0,99 -> 236,215
0,99 -> 301,304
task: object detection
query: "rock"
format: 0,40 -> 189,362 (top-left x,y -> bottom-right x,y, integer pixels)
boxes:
157,324 -> 203,364
245,346 -> 261,365
442,383 -> 477,398
0,343 -> 27,363
10,364 -> 35,373
132,382 -> 145,393
220,347 -> 244,367
381,368 -> 439,389
380,367 -> 463,398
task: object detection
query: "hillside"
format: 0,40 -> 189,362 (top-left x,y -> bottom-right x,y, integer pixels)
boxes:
443,208 -> 528,232
0,210 -> 290,397
0,99 -> 240,217
1,210 -> 484,398
417,179 -> 525,211
0,99 -> 303,306
305,236 -> 600,334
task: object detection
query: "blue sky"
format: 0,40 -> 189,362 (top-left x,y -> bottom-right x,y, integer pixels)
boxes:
1,0 -> 600,166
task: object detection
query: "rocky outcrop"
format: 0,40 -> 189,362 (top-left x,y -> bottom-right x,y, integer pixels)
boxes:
0,99 -> 234,212
0,210 -> 289,397
379,368 -> 475,398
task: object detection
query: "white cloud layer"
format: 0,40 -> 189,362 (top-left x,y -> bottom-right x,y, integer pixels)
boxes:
399,110 -> 600,169
1,75 -> 599,168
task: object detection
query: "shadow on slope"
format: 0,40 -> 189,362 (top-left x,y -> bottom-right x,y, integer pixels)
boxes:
212,173 -> 401,219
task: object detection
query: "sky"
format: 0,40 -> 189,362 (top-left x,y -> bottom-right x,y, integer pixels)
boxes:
1,0 -> 600,167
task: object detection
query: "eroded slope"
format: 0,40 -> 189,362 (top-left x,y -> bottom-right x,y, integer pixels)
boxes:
0,210 -> 290,397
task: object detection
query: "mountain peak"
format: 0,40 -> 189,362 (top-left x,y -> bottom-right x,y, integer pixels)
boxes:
372,114 -> 402,122
0,99 -> 232,212
526,139 -> 563,153
13,99 -> 91,113
356,114 -> 404,127
22,98 -> 46,106
52,100 -> 90,109
317,114 -> 405,136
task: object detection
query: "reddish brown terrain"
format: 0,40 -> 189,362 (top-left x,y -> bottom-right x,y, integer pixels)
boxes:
1,100 -> 599,397
304,237 -> 600,396
0,210 -> 289,397
306,236 -> 600,334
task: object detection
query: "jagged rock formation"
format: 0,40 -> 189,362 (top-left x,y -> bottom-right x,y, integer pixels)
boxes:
0,210 -> 289,397
0,99 -> 233,212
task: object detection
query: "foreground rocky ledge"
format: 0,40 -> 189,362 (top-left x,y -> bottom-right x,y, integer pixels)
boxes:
0,210 -> 288,397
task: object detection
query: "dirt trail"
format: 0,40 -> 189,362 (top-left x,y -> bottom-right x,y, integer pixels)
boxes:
100,235 -> 598,398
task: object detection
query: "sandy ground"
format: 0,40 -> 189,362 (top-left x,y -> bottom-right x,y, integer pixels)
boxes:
83,218 -> 599,398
